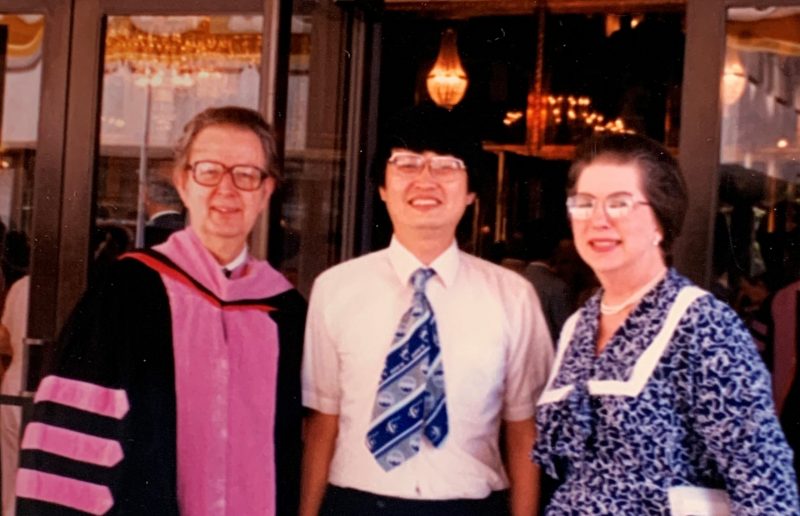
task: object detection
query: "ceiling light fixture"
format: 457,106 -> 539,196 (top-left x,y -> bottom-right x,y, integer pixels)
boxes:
722,45 -> 747,106
426,28 -> 468,110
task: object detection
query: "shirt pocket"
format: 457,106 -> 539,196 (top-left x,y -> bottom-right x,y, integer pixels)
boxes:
438,310 -> 506,420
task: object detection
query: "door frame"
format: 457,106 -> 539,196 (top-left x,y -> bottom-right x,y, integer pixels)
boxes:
676,0 -> 800,285
0,0 -> 72,390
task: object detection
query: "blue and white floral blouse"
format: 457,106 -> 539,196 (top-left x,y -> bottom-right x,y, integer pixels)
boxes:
533,268 -> 799,515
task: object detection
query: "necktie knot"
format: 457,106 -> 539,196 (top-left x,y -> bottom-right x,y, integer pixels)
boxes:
411,268 -> 435,294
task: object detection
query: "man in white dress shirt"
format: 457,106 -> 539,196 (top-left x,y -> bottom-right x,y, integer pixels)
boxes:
300,105 -> 553,516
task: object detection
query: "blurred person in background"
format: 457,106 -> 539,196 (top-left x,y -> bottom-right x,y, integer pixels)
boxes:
0,274 -> 29,516
145,173 -> 185,248
521,222 -> 573,344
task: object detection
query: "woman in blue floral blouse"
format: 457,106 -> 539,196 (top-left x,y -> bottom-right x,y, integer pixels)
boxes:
533,133 -> 799,515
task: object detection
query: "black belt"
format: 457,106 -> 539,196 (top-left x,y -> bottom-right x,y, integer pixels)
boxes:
321,485 -> 510,516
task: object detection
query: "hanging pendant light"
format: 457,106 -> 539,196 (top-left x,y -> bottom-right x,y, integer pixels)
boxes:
721,39 -> 747,106
426,28 -> 469,110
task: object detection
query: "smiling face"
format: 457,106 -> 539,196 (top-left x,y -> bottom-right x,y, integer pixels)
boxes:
571,160 -> 665,282
174,124 -> 274,262
380,149 -> 475,251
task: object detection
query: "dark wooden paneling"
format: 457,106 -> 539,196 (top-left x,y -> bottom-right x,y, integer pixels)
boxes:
385,0 -> 685,17
727,0 -> 800,6
673,0 -> 726,286
56,0 -> 102,331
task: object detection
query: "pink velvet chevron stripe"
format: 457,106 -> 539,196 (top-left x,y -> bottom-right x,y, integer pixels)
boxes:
21,423 -> 123,467
34,376 -> 129,420
16,468 -> 114,515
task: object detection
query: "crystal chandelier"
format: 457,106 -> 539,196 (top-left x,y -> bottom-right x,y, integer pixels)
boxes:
104,16 -> 262,87
426,28 -> 469,110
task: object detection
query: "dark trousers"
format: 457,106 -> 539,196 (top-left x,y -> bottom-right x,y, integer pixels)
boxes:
321,485 -> 511,516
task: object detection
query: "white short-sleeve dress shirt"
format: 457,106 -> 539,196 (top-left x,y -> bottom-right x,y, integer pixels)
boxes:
302,237 -> 554,500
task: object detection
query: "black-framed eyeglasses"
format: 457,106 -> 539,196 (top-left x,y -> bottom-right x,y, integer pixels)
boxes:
186,160 -> 269,191
387,152 -> 466,180
566,192 -> 650,220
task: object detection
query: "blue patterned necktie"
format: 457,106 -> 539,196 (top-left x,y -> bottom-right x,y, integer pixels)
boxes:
366,268 -> 449,471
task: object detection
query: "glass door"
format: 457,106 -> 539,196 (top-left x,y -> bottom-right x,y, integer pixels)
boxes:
96,13 -> 266,261
70,0 -> 379,304
711,6 -> 800,416
273,0 -> 381,294
0,2 -> 71,513
61,0 -> 274,324
678,0 -> 800,470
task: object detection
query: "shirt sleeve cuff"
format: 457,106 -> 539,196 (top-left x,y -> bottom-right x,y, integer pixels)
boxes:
302,389 -> 340,415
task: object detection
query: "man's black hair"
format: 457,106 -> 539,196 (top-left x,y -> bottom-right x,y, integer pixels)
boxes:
375,103 -> 482,190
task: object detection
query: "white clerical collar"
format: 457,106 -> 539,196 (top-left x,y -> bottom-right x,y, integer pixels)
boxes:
387,236 -> 459,289
223,246 -> 248,273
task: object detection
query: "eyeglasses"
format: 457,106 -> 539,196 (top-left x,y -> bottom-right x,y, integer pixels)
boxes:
387,152 -> 466,180
186,160 -> 269,191
566,192 -> 650,220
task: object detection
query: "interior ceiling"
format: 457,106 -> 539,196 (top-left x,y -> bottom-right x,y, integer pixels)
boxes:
384,0 -> 685,17
729,14 -> 800,56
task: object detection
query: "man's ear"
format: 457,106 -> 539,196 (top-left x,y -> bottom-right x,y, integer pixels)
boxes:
379,186 -> 387,202
259,177 -> 276,212
466,192 -> 476,205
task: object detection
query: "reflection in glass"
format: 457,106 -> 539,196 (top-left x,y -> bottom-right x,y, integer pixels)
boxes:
0,13 -> 44,515
97,15 -> 263,251
536,11 -> 684,149
270,11 -> 350,295
715,8 -> 800,419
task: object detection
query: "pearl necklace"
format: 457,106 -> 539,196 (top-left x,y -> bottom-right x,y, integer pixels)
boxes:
600,271 -> 666,315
